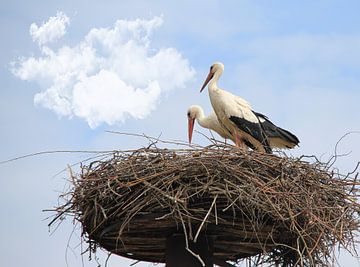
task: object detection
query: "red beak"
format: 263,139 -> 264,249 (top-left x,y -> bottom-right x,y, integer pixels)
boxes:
188,118 -> 195,144
200,71 -> 214,93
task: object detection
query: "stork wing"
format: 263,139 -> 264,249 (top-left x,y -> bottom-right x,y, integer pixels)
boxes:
208,112 -> 234,141
253,111 -> 300,147
229,115 -> 272,153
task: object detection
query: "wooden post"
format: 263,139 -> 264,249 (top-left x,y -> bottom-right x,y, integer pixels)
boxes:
165,233 -> 213,267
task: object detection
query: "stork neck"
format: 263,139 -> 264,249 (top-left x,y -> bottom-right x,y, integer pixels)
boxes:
195,108 -> 206,126
209,71 -> 222,90
197,115 -> 211,129
193,108 -> 209,129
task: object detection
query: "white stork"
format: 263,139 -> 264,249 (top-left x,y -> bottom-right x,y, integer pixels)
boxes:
187,105 -> 234,144
187,105 -> 299,149
200,62 -> 299,153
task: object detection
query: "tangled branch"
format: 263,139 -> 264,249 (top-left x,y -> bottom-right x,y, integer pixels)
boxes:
49,143 -> 360,266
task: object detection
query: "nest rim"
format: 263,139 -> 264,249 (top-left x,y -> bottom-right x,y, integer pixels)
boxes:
52,144 -> 360,266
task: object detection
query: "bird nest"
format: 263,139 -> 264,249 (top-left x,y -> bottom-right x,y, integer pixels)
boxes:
51,144 -> 360,266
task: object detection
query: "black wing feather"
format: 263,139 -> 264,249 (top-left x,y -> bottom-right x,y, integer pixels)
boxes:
229,115 -> 272,153
253,111 -> 300,146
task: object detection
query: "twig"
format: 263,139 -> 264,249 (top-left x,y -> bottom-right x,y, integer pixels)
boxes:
194,195 -> 218,243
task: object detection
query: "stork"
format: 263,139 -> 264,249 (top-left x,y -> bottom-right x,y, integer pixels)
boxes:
187,105 -> 299,149
200,62 -> 299,153
187,105 -> 234,143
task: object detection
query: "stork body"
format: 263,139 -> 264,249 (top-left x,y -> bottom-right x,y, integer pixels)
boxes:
187,105 -> 299,149
200,62 -> 299,153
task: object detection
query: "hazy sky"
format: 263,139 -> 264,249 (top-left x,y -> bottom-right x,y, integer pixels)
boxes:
1,1 -> 360,266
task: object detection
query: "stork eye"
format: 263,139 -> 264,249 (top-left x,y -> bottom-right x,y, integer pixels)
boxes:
210,66 -> 213,71
187,112 -> 191,117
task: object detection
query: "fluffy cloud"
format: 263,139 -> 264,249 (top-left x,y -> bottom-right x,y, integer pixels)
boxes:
12,14 -> 195,128
29,11 -> 70,45
71,71 -> 161,128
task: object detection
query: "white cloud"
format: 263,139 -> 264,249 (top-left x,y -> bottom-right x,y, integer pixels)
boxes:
29,11 -> 70,45
12,14 -> 195,128
71,70 -> 161,128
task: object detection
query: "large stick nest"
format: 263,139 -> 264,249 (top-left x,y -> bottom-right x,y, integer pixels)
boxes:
53,144 -> 360,266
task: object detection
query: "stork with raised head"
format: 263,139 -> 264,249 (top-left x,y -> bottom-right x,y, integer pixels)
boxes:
199,62 -> 299,153
187,105 -> 299,149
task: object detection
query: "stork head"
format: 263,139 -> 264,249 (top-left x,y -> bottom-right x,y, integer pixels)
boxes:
187,105 -> 201,144
200,62 -> 224,92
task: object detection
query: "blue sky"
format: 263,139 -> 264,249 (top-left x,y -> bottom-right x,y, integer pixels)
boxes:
1,1 -> 360,266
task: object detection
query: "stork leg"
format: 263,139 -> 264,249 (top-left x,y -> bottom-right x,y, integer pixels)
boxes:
234,130 -> 247,150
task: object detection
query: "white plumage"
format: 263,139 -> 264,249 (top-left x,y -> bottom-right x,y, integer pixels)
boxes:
187,105 -> 233,143
187,104 -> 299,150
200,62 -> 299,152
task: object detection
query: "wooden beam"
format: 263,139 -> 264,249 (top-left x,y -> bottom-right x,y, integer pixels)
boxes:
165,234 -> 213,267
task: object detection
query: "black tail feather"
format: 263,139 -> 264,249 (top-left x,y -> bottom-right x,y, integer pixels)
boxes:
254,111 -> 300,146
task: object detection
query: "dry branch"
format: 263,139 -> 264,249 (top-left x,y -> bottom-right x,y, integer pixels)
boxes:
49,144 -> 360,266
